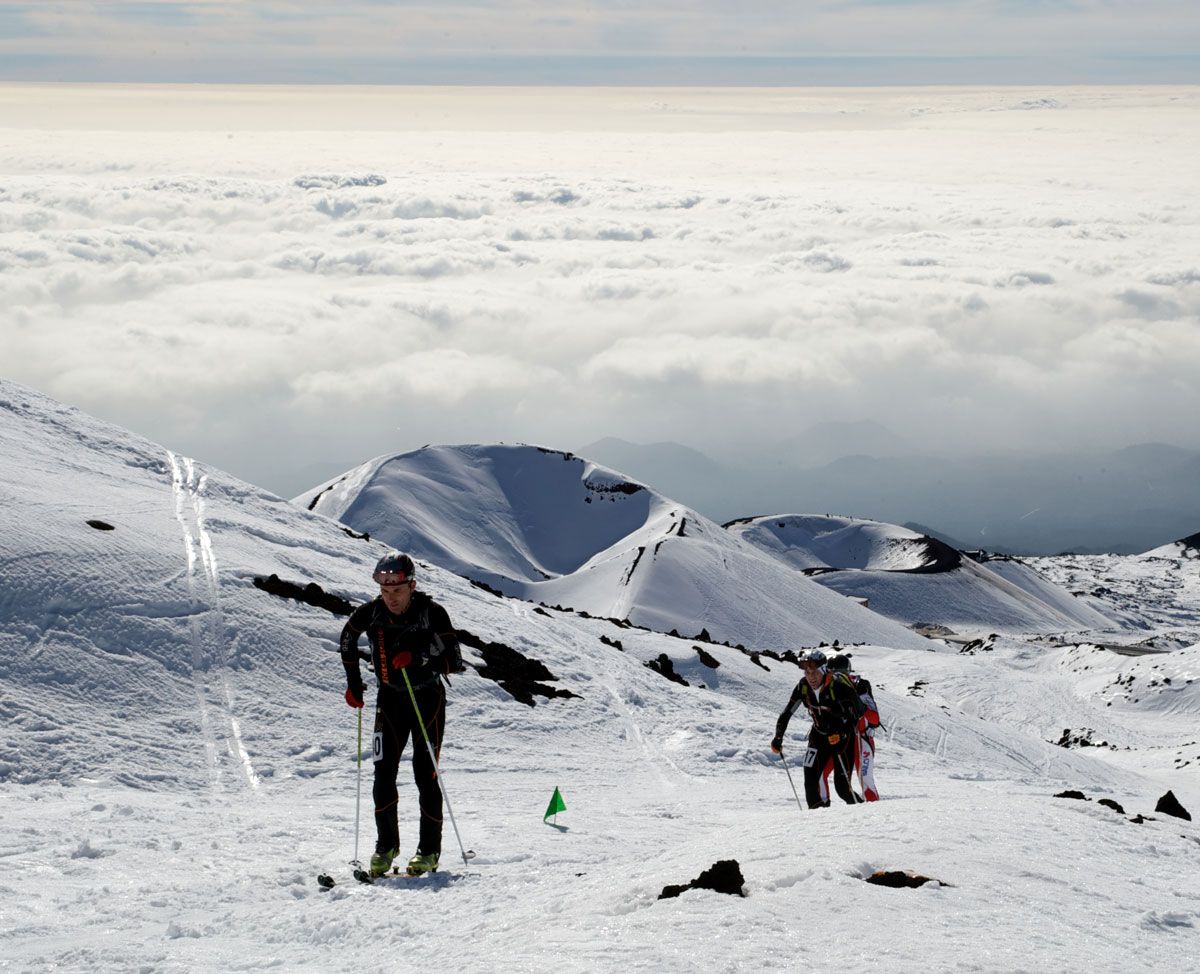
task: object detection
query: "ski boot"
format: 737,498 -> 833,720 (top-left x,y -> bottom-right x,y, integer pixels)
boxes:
406,851 -> 439,876
369,847 -> 398,878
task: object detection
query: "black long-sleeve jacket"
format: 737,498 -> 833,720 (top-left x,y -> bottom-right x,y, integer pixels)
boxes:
774,671 -> 861,743
340,590 -> 463,696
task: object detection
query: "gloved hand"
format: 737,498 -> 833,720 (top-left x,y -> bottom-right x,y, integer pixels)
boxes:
828,733 -> 841,745
770,737 -> 783,754
345,685 -> 364,709
390,651 -> 413,670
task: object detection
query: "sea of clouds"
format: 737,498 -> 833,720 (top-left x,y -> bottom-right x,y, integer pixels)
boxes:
1,86 -> 1198,494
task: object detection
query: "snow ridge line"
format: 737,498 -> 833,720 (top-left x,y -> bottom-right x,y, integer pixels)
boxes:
166,451 -> 259,792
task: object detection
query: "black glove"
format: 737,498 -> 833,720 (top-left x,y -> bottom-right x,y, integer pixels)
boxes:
770,736 -> 783,754
345,683 -> 365,709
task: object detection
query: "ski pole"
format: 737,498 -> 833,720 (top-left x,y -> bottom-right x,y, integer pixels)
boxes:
779,749 -> 805,813
352,706 -> 363,867
401,668 -> 476,867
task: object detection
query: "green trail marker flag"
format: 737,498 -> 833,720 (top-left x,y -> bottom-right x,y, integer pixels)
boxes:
544,786 -> 566,823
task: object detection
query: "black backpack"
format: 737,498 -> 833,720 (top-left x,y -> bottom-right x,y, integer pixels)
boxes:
834,672 -> 867,724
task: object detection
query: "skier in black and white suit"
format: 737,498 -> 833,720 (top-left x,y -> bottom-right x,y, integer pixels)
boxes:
771,649 -> 861,807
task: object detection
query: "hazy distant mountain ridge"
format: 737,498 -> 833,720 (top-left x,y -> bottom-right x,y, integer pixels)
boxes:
775,419 -> 910,467
579,434 -> 1200,555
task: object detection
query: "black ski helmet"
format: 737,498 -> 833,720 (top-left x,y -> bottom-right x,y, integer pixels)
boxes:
373,551 -> 415,585
829,653 -> 851,673
800,648 -> 827,667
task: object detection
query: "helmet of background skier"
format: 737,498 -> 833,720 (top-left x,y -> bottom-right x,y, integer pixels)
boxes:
373,552 -> 415,585
829,653 -> 851,673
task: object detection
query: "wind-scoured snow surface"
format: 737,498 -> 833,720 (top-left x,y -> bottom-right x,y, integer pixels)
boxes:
297,444 -> 929,651
4,379 -> 1200,973
728,514 -> 1118,634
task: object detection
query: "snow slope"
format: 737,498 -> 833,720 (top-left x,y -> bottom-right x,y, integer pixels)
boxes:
1031,545 -> 1200,645
1144,530 -> 1200,561
3,380 -> 1200,973
728,514 -> 1117,635
296,445 -> 930,652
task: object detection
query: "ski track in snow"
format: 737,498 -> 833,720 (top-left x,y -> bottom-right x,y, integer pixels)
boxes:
167,450 -> 259,792
604,683 -> 692,790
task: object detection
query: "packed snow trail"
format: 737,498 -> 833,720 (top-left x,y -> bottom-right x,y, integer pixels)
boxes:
168,450 -> 259,791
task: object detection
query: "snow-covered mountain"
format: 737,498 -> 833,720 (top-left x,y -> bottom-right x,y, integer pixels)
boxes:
1143,530 -> 1200,561
727,514 -> 1117,634
296,444 -> 930,652
4,379 -> 1200,973
1029,531 -> 1200,640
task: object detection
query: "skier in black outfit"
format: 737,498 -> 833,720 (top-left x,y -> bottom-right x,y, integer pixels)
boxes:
771,649 -> 861,807
341,552 -> 464,877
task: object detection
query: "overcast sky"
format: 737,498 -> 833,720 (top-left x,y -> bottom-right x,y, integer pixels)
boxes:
1,1 -> 1199,84
2,85 -> 1198,499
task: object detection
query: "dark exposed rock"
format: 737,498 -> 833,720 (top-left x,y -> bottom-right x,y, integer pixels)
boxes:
1054,728 -> 1112,749
621,546 -> 646,586
469,579 -> 506,598
1098,798 -> 1126,815
304,476 -> 346,511
1174,530 -> 1200,552
253,574 -> 354,616
86,519 -> 115,531
600,634 -> 624,651
645,654 -> 689,687
456,629 -> 580,707
340,526 -> 370,542
1155,790 -> 1192,821
659,859 -> 746,899
902,535 -> 962,574
1054,790 -> 1090,801
586,479 -> 644,496
864,870 -> 947,889
695,646 -> 720,669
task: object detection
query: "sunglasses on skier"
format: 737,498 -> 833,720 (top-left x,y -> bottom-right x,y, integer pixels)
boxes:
374,571 -> 413,587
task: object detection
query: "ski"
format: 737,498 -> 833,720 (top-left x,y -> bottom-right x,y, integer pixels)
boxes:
355,867 -> 443,884
317,868 -> 453,888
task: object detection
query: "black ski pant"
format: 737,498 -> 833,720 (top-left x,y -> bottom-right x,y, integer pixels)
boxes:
803,730 -> 858,808
372,679 -> 445,857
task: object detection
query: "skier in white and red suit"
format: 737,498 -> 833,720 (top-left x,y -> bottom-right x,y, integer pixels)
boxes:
829,654 -> 881,801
